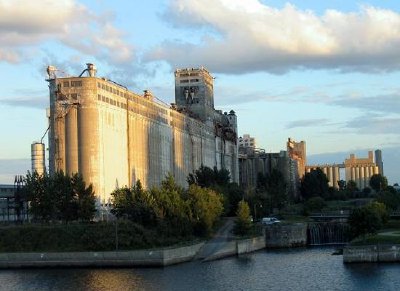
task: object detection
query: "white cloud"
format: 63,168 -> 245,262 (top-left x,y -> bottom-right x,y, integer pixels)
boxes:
147,0 -> 400,74
0,0 -> 134,65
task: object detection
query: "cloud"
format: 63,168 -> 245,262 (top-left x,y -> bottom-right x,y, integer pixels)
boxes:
145,0 -> 400,74
0,0 -> 134,65
285,118 -> 331,129
344,114 -> 400,135
333,93 -> 400,115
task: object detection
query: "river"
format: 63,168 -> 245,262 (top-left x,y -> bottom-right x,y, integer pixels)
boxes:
1,247 -> 399,291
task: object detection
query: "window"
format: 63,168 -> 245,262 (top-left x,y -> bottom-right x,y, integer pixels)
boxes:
63,81 -> 69,87
71,80 -> 82,87
180,79 -> 189,83
97,82 -> 101,88
98,94 -> 101,100
71,93 -> 78,100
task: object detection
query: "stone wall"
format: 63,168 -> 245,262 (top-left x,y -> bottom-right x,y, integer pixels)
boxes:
265,223 -> 308,248
343,244 -> 400,263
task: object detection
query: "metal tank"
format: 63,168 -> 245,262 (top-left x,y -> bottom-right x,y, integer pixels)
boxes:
31,142 -> 46,175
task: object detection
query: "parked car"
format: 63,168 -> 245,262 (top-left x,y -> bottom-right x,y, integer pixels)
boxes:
261,217 -> 280,225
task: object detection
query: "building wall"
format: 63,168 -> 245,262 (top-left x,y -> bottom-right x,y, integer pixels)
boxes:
48,70 -> 238,203
238,150 -> 299,198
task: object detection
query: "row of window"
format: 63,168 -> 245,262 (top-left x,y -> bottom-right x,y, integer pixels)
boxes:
180,79 -> 200,83
97,94 -> 169,125
97,94 -> 127,109
179,73 -> 199,77
63,80 -> 82,87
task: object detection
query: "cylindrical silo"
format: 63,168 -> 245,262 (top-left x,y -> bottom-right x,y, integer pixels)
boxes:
31,142 -> 46,175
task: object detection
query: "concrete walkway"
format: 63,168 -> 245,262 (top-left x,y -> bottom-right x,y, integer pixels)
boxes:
195,217 -> 236,260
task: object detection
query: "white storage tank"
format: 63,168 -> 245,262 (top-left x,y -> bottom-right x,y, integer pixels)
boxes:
31,142 -> 46,175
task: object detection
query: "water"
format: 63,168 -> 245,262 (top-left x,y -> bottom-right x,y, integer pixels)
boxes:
1,247 -> 399,291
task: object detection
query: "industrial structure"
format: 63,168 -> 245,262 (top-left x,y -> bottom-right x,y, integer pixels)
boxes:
238,147 -> 299,198
287,138 -> 306,180
31,142 -> 46,175
47,64 -> 238,204
239,134 -> 257,149
307,151 -> 382,190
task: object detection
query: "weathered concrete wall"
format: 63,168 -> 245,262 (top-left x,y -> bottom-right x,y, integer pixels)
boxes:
237,236 -> 266,255
49,77 -> 238,203
343,244 -> 400,263
265,223 -> 307,248
0,242 -> 204,268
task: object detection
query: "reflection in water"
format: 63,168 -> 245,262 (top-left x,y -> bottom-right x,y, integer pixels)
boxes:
1,248 -> 400,291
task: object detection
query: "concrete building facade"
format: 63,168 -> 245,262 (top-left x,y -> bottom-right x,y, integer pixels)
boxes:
306,150 -> 383,190
47,64 -> 238,204
239,134 -> 257,149
344,151 -> 380,190
287,138 -> 306,180
238,148 -> 299,198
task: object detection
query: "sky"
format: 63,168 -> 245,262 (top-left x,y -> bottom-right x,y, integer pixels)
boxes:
0,0 -> 399,184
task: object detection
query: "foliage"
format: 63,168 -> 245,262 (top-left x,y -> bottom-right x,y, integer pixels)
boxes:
369,174 -> 388,192
348,202 -> 388,239
24,171 -> 96,222
111,173 -> 223,237
0,221 -> 197,252
300,168 -> 329,200
376,190 -> 400,211
346,180 -> 359,197
257,170 -> 288,211
234,200 -> 252,236
187,165 -> 242,216
186,185 -> 224,236
304,197 -> 326,214
187,165 -> 230,188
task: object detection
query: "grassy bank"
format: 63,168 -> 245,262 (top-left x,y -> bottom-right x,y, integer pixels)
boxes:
350,219 -> 400,246
0,221 -> 198,252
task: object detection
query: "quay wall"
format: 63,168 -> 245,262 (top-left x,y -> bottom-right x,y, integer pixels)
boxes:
265,223 -> 308,248
343,245 -> 400,263
0,242 -> 204,268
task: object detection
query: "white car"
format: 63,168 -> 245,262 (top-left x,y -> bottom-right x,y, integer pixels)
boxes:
262,217 -> 280,225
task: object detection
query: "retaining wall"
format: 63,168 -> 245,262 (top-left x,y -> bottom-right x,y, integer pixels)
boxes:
343,244 -> 400,263
265,223 -> 307,248
0,242 -> 204,268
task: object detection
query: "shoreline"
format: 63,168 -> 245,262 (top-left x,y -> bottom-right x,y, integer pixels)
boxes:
0,235 -> 266,269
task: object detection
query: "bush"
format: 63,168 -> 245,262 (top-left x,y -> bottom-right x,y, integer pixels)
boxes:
303,197 -> 326,215
0,221 -> 195,252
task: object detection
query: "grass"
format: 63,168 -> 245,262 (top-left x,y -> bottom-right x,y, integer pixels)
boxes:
350,219 -> 400,245
350,234 -> 400,245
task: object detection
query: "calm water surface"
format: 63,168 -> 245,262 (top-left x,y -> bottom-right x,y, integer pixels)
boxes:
1,247 -> 399,291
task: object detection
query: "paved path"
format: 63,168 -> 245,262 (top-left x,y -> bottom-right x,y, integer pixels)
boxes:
195,217 -> 236,260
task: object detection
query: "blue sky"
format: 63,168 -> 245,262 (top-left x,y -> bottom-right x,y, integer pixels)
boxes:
0,0 -> 399,184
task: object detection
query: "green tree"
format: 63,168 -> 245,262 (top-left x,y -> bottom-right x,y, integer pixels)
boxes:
300,168 -> 329,199
348,202 -> 388,239
234,200 -> 252,236
111,186 -> 134,219
71,173 -> 96,221
25,171 -> 96,222
24,171 -> 53,222
187,165 -> 231,188
376,190 -> 400,211
369,174 -> 388,192
187,185 -> 224,236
